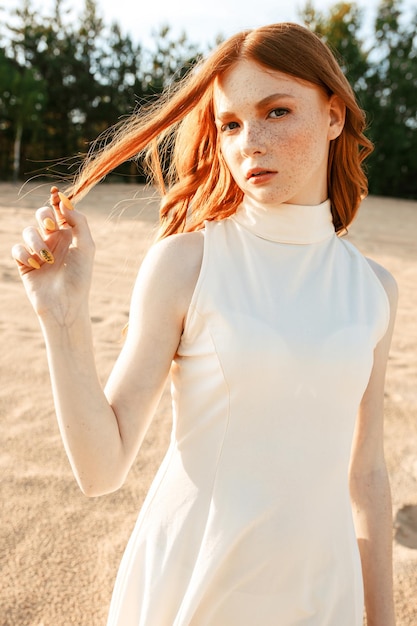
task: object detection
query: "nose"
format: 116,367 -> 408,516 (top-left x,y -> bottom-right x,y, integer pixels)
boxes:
240,122 -> 267,157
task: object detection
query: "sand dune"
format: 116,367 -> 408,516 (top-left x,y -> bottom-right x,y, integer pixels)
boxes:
1,182 -> 416,625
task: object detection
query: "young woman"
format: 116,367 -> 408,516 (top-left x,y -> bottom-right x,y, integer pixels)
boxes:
12,22 -> 397,626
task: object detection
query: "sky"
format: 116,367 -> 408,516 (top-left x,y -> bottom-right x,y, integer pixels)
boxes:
0,0 -> 415,50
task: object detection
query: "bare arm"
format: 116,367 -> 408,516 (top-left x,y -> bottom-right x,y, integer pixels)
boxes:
12,192 -> 203,496
349,260 -> 398,626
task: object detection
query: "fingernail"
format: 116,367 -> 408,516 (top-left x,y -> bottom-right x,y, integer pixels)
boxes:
28,257 -> 41,270
39,249 -> 54,264
58,192 -> 74,211
50,186 -> 59,194
43,217 -> 56,231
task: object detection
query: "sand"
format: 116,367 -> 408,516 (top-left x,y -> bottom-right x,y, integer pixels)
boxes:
1,182 -> 416,625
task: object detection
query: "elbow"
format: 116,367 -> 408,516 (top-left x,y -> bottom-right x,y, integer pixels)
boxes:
79,484 -> 119,498
69,448 -> 131,497
349,466 -> 392,512
75,472 -> 127,498
349,464 -> 390,491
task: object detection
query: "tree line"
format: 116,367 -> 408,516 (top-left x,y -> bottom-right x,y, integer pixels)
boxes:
0,0 -> 416,199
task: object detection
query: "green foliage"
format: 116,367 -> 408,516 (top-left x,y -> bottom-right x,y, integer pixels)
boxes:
143,25 -> 202,93
301,1 -> 369,93
363,0 -> 417,197
0,0 -> 201,182
0,43 -> 46,180
300,0 -> 417,199
0,0 -> 416,199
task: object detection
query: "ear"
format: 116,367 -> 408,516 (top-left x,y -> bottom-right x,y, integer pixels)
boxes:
328,95 -> 346,141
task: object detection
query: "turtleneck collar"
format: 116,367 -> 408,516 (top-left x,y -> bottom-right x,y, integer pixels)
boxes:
232,196 -> 335,245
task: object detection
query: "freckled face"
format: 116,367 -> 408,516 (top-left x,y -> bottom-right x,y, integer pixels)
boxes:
213,59 -> 344,207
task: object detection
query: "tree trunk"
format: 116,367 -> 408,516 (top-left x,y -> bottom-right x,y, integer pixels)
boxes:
13,121 -> 23,183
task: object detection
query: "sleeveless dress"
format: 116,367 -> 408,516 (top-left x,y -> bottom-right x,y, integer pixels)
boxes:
106,198 -> 390,626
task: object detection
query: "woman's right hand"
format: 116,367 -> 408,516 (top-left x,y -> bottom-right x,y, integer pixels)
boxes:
11,186 -> 96,326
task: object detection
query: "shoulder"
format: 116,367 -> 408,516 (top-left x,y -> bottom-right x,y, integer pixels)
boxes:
134,230 -> 204,321
365,257 -> 398,343
339,239 -> 398,311
145,230 -> 204,281
365,257 -> 398,310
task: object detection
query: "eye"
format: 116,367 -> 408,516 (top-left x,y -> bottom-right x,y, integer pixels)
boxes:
220,121 -> 240,132
269,108 -> 289,119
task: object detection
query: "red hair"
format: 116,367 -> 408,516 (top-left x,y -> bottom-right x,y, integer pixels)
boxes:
68,23 -> 373,236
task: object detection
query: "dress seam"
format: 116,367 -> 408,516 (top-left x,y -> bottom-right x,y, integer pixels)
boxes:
173,289 -> 232,624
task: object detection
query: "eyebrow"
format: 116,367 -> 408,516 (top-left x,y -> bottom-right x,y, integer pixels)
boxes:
215,92 -> 297,118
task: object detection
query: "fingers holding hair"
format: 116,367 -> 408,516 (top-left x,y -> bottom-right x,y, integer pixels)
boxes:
12,185 -> 92,274
10,185 -> 65,273
49,187 -> 94,251
50,185 -> 74,228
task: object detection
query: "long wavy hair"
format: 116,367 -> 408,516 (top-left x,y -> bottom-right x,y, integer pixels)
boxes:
68,22 -> 373,237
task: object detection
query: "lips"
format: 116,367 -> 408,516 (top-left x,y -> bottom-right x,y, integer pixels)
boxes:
246,168 -> 276,179
245,168 -> 277,183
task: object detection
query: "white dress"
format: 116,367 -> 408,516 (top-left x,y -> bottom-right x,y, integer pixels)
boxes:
106,198 -> 390,626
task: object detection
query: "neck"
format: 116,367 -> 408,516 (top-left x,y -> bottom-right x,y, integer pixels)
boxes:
232,196 -> 335,245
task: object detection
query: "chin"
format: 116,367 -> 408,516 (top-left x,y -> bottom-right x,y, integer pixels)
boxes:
245,190 -> 292,207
